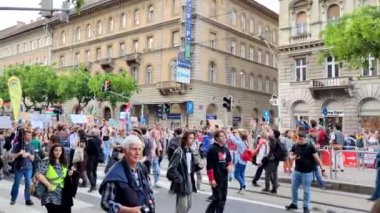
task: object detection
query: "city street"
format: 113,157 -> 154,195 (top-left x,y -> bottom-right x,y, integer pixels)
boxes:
0,166 -> 286,213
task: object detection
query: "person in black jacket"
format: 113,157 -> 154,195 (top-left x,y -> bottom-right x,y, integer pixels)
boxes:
167,131 -> 200,213
85,129 -> 102,192
206,130 -> 232,213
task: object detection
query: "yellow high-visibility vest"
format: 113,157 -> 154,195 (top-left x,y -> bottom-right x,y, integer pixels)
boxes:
46,164 -> 67,191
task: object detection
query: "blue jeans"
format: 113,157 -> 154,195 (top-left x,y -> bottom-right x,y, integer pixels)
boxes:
152,159 -> 160,184
11,167 -> 33,202
313,165 -> 325,187
291,171 -> 313,209
371,169 -> 380,200
234,162 -> 246,189
103,140 -> 111,164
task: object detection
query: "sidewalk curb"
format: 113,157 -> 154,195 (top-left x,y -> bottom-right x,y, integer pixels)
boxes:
255,176 -> 374,196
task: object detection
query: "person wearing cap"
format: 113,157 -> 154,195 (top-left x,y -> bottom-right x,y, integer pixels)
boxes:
285,132 -> 324,213
99,135 -> 154,213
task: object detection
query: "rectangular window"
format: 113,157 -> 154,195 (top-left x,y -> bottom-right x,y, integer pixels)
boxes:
172,0 -> 180,15
240,44 -> 246,58
363,57 -> 377,77
119,43 -> 125,57
295,58 -> 307,81
96,48 -> 101,61
85,50 -> 90,62
147,37 -> 154,50
75,52 -> 80,65
265,53 -> 270,66
210,32 -> 216,48
59,55 -> 65,68
172,31 -> 180,47
326,56 -> 339,78
249,47 -> 254,61
231,41 -> 236,55
133,40 -> 139,52
107,46 -> 113,58
37,39 -> 40,48
257,50 -> 262,63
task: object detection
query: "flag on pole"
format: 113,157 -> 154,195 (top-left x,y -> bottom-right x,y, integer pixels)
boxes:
7,76 -> 22,121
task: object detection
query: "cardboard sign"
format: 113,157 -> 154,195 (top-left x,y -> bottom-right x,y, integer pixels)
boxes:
0,116 -> 12,129
109,119 -> 122,129
70,114 -> 88,124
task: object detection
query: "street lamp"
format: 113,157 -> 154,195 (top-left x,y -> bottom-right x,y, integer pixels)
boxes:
258,34 -> 277,66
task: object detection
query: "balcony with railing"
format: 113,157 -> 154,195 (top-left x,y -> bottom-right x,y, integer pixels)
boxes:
100,57 -> 114,71
309,76 -> 353,97
125,53 -> 141,66
290,23 -> 311,42
156,81 -> 186,96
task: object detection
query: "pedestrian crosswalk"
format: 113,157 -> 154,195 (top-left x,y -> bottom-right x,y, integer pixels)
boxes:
0,164 -> 170,213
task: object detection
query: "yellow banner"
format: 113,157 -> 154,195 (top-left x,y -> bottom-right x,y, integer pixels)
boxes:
7,76 -> 22,121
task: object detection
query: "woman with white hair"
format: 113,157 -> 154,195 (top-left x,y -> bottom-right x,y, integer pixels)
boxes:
99,135 -> 155,213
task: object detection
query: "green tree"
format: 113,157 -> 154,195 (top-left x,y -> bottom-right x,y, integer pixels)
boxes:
88,71 -> 138,111
4,64 -> 60,111
57,67 -> 94,113
322,6 -> 380,68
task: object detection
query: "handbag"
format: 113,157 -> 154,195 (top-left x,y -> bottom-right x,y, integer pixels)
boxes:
30,180 -> 46,199
72,147 -> 84,163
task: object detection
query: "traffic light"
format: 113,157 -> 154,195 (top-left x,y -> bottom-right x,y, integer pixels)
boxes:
40,0 -> 53,18
223,96 -> 232,112
156,104 -> 163,118
102,80 -> 112,92
164,103 -> 170,114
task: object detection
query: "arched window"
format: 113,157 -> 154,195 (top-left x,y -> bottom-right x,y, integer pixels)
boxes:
240,71 -> 246,88
209,62 -> 216,83
258,24 -> 262,36
146,66 -> 153,84
148,5 -> 154,22
86,24 -> 92,38
272,79 -> 277,94
108,17 -> 114,32
241,15 -> 246,31
257,75 -> 263,91
296,12 -> 307,35
231,68 -> 236,86
170,59 -> 177,81
121,13 -> 127,29
76,27 -> 81,41
134,9 -> 140,25
249,74 -> 255,90
327,4 -> 340,22
97,21 -> 102,35
210,0 -> 216,17
265,77 -> 270,93
231,10 -> 237,26
249,19 -> 254,34
131,66 -> 139,82
60,31 -> 66,44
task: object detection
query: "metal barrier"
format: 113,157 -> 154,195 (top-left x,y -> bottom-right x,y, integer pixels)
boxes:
332,149 -> 378,179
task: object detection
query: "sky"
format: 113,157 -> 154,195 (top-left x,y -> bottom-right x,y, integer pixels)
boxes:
0,0 -> 279,31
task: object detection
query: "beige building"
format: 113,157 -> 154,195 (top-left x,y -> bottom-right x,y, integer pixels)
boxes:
278,0 -> 380,134
0,19 -> 52,69
49,0 -> 279,129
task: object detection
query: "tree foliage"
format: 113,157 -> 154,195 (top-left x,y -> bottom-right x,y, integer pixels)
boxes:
322,6 -> 380,68
2,64 -> 61,111
88,71 -> 138,109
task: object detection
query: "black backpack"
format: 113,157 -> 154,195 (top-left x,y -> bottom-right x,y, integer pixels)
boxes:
274,138 -> 288,161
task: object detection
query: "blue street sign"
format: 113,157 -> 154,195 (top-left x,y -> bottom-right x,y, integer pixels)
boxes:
321,107 -> 328,117
186,101 -> 194,114
167,114 -> 181,120
206,114 -> 217,120
263,110 -> 270,123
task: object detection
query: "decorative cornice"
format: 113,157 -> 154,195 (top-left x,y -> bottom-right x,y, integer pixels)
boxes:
52,19 -> 179,52
232,0 -> 279,21
279,41 -> 324,52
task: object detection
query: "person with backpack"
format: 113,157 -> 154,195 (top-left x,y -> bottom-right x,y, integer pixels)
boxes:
251,134 -> 269,187
285,131 -> 324,213
329,123 -> 345,172
167,131 -> 200,213
229,129 -> 249,193
263,130 -> 283,194
167,128 -> 183,161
